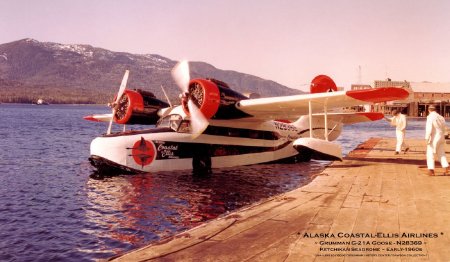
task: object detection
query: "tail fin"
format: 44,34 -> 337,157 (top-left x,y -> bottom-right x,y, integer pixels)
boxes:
310,75 -> 337,93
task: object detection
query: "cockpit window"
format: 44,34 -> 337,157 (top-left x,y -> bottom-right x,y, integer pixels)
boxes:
177,120 -> 191,133
156,114 -> 183,131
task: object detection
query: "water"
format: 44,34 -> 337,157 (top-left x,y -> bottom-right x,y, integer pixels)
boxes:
337,116 -> 426,155
0,104 -> 427,261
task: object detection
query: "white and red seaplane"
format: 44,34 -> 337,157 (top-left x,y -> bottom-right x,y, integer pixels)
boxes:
84,61 -> 409,174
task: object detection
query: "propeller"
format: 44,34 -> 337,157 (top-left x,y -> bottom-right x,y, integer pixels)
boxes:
171,60 -> 190,93
171,61 -> 209,138
107,70 -> 129,134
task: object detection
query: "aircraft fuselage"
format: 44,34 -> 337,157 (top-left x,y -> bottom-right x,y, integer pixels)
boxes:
89,111 -> 342,174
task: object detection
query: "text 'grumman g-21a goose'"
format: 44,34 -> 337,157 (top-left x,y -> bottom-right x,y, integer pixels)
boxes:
84,61 -> 409,174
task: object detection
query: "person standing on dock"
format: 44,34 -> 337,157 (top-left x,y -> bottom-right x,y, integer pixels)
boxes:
425,105 -> 449,176
384,109 -> 409,155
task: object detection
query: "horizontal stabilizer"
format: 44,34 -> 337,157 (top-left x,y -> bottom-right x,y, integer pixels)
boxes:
340,112 -> 384,124
293,138 -> 342,161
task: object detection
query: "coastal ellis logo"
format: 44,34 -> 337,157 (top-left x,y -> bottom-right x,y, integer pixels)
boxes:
128,137 -> 156,168
157,143 -> 179,158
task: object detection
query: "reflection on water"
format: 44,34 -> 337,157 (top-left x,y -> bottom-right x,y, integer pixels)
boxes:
84,161 -> 327,257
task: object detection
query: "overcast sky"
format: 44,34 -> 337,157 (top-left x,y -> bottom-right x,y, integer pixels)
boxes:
1,0 -> 449,91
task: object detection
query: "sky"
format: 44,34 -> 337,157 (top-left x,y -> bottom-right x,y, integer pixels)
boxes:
1,0 -> 450,91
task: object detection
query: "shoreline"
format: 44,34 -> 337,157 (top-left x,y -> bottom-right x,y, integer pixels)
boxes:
0,103 -> 447,120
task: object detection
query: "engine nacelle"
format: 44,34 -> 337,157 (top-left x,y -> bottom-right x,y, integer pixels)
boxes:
182,78 -> 251,119
114,89 -> 169,125
310,75 -> 337,93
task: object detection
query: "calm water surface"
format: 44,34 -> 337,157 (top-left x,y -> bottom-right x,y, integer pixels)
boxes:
0,104 -> 426,261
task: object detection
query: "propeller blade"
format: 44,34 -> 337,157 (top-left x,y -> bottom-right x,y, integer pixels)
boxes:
171,60 -> 190,93
107,110 -> 115,134
188,100 -> 209,139
114,70 -> 130,107
170,60 -> 208,138
108,70 -> 129,134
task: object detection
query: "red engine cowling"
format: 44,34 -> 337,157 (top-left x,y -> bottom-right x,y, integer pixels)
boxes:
310,75 -> 337,93
182,78 -> 251,119
114,89 -> 169,125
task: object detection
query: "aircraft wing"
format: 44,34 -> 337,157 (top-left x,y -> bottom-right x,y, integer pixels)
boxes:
236,87 -> 409,120
338,112 -> 384,124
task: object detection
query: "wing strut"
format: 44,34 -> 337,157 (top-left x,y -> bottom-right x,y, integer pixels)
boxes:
309,99 -> 329,140
294,98 -> 342,161
308,100 -> 313,138
324,100 -> 328,141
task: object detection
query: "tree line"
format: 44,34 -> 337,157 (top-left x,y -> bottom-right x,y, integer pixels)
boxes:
0,85 -> 112,104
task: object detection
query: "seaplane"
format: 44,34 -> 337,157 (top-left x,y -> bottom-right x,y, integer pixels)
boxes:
84,61 -> 409,174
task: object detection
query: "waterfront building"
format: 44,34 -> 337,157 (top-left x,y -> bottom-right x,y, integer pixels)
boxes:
410,82 -> 450,117
350,79 -> 450,117
350,84 -> 372,90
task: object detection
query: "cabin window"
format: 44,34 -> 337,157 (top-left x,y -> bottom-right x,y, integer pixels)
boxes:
156,114 -> 183,131
177,121 -> 191,133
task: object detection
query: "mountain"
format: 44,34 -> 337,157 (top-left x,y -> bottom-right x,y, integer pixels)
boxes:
0,38 -> 303,104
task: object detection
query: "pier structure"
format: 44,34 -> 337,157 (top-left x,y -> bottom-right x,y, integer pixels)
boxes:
111,138 -> 450,261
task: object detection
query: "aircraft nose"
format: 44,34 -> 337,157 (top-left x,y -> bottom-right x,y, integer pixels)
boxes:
90,136 -> 127,167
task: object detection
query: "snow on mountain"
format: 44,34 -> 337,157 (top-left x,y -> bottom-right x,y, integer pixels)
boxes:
47,43 -> 94,58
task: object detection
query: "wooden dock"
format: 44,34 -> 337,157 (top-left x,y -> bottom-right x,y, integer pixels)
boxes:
111,138 -> 450,261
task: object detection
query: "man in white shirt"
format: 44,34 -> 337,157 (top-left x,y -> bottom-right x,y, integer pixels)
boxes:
385,109 -> 409,155
425,105 -> 449,176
